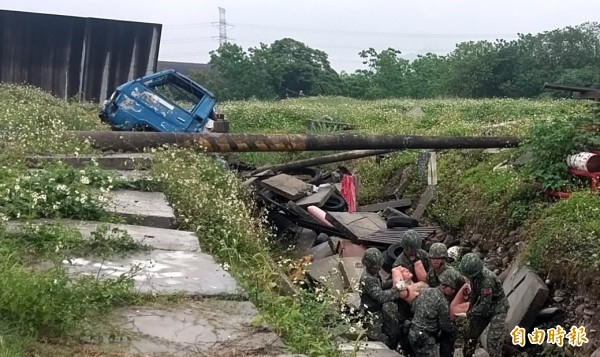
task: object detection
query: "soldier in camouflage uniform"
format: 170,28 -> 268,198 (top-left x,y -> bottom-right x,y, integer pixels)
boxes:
408,269 -> 462,357
427,243 -> 450,287
391,230 -> 430,355
359,248 -> 402,349
427,243 -> 464,357
392,230 -> 430,281
459,253 -> 509,357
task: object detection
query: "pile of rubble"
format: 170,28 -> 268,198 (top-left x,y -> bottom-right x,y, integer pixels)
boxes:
242,165 -> 440,356
242,166 -> 438,297
239,162 -> 597,356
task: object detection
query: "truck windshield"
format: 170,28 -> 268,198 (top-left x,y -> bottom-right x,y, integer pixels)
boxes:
143,73 -> 205,113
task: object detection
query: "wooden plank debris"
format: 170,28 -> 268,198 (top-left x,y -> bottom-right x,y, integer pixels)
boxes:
325,212 -> 388,242
393,166 -> 413,198
260,173 -> 312,200
412,185 -> 436,220
359,227 -> 436,245
357,199 -> 412,212
295,186 -> 335,208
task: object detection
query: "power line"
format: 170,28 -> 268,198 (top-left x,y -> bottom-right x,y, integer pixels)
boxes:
164,23 -> 213,29
235,23 -> 516,38
162,21 -> 517,39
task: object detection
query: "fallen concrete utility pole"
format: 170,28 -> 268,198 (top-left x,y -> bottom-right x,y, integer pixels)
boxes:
68,131 -> 523,153
250,149 -> 396,175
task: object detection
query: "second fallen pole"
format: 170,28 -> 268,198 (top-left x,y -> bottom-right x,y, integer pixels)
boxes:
250,149 -> 397,175
68,131 -> 523,153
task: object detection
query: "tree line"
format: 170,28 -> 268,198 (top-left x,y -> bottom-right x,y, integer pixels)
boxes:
189,22 -> 600,101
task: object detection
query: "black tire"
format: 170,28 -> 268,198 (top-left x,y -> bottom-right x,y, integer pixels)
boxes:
281,167 -> 322,184
386,216 -> 419,229
317,172 -> 333,185
383,242 -> 403,271
323,193 -> 346,211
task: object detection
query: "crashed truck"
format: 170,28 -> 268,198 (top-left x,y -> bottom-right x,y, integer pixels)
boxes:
99,69 -> 229,133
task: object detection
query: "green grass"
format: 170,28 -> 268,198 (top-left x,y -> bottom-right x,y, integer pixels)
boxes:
219,96 -> 590,168
0,84 -> 151,356
218,96 -> 600,304
1,82 -> 599,356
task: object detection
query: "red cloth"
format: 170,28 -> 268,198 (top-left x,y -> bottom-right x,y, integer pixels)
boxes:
341,174 -> 357,213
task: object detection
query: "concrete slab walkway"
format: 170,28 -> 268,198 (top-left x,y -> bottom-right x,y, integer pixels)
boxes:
108,189 -> 177,228
12,155 -> 308,356
118,300 -> 290,356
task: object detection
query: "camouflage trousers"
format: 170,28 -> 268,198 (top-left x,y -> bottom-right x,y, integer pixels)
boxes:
365,302 -> 402,349
408,327 -> 439,357
463,312 -> 507,357
438,330 -> 457,357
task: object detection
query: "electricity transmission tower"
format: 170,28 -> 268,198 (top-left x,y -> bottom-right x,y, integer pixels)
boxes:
212,7 -> 234,45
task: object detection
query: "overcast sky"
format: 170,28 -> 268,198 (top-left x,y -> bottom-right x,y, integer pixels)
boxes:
2,0 -> 598,73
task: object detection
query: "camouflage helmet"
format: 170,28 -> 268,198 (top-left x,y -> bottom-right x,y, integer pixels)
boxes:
429,243 -> 449,259
362,248 -> 384,269
438,268 -> 462,290
459,253 -> 484,278
401,230 -> 422,251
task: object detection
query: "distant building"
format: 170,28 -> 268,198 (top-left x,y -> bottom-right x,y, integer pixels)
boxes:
157,61 -> 209,76
0,9 -> 162,102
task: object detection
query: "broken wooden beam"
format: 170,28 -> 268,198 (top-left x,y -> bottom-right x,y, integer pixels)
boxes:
260,173 -> 312,200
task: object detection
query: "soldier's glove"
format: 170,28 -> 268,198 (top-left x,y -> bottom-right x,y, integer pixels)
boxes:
395,281 -> 407,291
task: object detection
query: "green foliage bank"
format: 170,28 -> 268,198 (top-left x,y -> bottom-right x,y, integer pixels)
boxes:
3,82 -> 600,356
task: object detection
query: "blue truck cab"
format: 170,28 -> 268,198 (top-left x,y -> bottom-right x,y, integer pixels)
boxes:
99,69 -> 218,132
